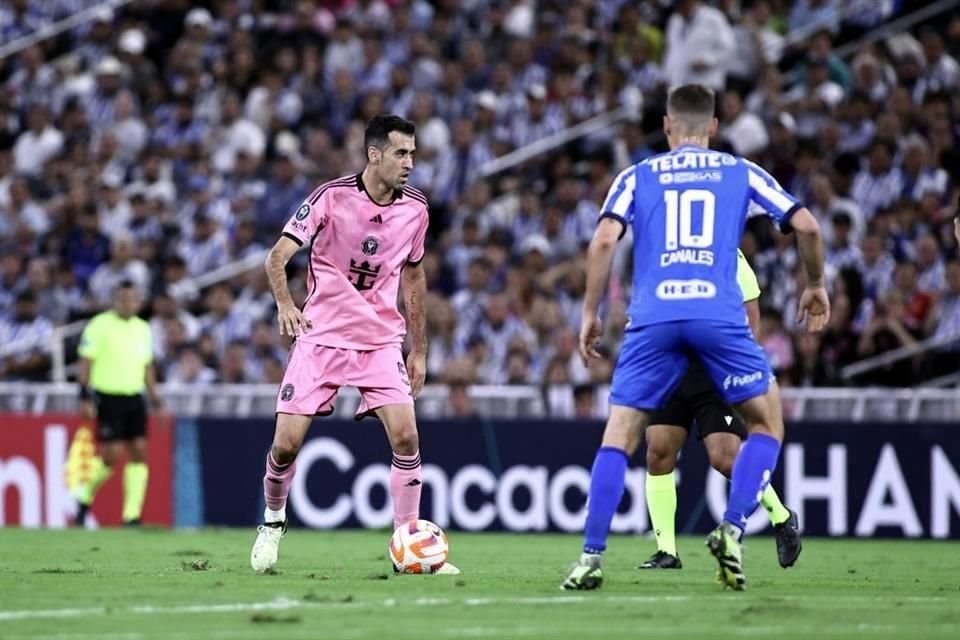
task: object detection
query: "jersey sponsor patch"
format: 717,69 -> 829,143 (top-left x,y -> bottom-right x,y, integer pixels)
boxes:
722,371 -> 763,391
656,279 -> 717,300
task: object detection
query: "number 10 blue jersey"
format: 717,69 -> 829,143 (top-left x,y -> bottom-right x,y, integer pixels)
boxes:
601,145 -> 800,329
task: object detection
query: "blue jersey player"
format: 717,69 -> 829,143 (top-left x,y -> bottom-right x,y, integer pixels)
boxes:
561,85 -> 830,591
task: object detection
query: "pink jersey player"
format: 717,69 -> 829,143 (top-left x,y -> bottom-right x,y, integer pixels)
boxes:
250,115 -> 458,576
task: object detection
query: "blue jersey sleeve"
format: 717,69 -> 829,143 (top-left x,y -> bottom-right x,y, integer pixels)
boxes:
744,160 -> 802,233
598,166 -> 637,238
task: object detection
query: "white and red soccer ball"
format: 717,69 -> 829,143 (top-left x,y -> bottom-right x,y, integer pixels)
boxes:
389,519 -> 450,574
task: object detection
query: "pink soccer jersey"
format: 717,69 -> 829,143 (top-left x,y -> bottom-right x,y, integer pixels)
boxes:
281,174 -> 429,350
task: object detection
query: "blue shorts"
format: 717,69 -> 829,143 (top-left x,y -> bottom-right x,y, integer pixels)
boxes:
608,320 -> 772,410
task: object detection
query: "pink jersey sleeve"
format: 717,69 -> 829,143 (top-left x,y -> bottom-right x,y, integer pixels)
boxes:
407,204 -> 429,265
282,191 -> 327,246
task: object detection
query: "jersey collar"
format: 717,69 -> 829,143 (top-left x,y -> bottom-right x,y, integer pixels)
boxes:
355,172 -> 403,206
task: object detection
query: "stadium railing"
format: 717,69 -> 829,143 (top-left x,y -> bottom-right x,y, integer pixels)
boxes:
840,331 -> 960,383
0,0 -> 135,61
0,383 -> 957,422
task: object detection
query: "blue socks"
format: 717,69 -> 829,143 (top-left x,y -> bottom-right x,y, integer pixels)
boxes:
583,447 -> 629,554
724,433 -> 781,533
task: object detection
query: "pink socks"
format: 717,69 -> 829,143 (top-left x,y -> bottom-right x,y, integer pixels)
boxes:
264,450 -> 296,514
390,451 -> 422,530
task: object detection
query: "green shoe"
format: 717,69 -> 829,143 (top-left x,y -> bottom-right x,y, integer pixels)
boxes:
706,523 -> 746,591
560,553 -> 604,590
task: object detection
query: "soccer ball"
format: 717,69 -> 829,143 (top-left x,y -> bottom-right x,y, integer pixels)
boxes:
389,519 -> 449,574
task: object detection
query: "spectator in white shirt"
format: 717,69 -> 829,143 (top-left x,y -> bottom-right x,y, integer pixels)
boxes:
3,176 -> 50,237
13,105 -> 63,177
663,0 -> 735,91
211,90 -> 266,174
784,57 -> 845,139
900,134 -> 949,201
809,171 -> 864,246
86,234 -> 150,308
917,29 -> 960,98
720,88 -> 768,157
728,0 -> 785,87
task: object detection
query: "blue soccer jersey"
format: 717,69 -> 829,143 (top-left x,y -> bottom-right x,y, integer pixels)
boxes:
600,145 -> 800,329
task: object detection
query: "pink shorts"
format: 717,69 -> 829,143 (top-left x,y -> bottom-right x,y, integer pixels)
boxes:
276,342 -> 413,419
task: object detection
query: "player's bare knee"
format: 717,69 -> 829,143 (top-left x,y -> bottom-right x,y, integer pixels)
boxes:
645,442 -> 676,475
127,442 -> 147,464
271,440 -> 301,464
101,448 -> 118,467
707,447 -> 735,477
390,426 -> 419,456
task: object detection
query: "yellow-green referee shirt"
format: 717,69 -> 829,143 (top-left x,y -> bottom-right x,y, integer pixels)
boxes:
78,311 -> 153,395
736,249 -> 761,304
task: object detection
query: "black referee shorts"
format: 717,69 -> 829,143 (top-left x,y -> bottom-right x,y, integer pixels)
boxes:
648,361 -> 747,440
94,393 -> 148,443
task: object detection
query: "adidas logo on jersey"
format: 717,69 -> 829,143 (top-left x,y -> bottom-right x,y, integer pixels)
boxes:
369,214 -> 383,224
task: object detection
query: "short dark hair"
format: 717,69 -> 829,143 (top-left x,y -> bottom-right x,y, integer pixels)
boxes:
667,84 -> 715,131
114,280 -> 136,294
364,114 -> 415,151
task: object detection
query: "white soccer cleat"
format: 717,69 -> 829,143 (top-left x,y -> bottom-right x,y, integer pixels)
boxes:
434,562 -> 461,575
250,521 -> 286,573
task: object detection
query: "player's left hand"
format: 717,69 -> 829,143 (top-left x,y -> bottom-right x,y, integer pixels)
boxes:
953,216 -> 959,246
579,314 -> 604,365
797,285 -> 831,333
406,351 -> 426,399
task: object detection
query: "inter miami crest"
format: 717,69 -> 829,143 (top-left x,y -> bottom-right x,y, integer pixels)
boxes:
280,384 -> 295,401
361,236 -> 380,256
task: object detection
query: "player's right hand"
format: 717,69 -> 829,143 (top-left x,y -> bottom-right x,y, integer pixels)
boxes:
277,303 -> 312,336
797,286 -> 830,333
80,400 -> 96,420
579,314 -> 604,365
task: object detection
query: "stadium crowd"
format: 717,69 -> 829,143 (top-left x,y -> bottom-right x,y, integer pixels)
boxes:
0,0 -> 958,399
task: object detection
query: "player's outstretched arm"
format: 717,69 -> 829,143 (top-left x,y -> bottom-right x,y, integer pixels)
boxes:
401,262 -> 428,398
789,207 -> 831,333
265,236 -> 312,337
580,218 -> 622,364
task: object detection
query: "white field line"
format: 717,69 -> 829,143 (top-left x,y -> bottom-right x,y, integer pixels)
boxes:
7,623 -> 960,640
0,593 -> 951,623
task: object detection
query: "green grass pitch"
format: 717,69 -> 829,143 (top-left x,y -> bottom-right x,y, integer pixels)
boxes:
1,529 -> 958,639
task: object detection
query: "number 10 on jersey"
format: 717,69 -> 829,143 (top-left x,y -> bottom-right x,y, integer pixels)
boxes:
664,189 -> 715,250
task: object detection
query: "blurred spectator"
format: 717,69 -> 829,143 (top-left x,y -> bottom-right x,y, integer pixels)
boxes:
663,0 -> 735,91
87,234 -> 149,307
199,284 -> 253,357
852,139 -> 904,218
855,290 -> 922,386
0,291 -> 53,381
166,344 -> 217,386
721,87 -> 768,157
926,258 -> 960,376
13,105 -> 62,176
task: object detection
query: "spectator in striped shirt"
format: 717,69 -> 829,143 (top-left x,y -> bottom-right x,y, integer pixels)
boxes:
826,211 -> 863,272
852,138 -> 904,218
0,291 -> 53,381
